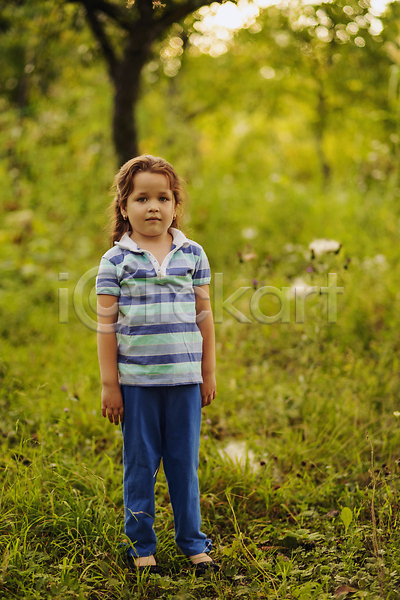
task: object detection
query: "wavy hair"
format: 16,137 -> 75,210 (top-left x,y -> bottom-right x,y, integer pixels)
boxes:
108,155 -> 186,244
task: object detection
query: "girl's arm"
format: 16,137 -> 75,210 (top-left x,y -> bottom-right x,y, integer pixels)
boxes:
195,284 -> 216,407
97,294 -> 124,425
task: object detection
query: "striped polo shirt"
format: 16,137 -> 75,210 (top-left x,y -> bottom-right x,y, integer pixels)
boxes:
96,228 -> 211,386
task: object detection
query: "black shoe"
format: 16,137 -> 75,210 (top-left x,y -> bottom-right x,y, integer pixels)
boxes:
194,560 -> 220,577
127,555 -> 160,576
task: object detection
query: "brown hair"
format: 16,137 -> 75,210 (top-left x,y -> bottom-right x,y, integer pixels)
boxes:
109,155 -> 186,244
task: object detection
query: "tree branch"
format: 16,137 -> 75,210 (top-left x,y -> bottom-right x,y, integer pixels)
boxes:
136,0 -> 154,22
154,0 -> 223,33
84,4 -> 119,80
66,0 -> 134,31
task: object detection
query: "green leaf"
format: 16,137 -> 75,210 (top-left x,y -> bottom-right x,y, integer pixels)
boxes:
224,565 -> 237,578
280,535 -> 300,549
340,507 -> 353,534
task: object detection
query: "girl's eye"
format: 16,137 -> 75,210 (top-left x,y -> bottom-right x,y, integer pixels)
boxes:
137,197 -> 147,202
159,197 -> 169,202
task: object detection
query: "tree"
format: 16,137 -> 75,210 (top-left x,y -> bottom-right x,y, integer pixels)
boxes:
172,0 -> 397,186
65,0 -> 229,164
0,1 -> 79,112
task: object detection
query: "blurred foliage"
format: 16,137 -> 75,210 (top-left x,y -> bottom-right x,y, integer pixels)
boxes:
0,0 -> 399,287
141,0 -> 400,187
1,0 -> 399,176
0,1 -> 93,111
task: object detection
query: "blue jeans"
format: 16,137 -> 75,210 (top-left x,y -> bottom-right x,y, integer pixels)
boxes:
121,384 -> 212,557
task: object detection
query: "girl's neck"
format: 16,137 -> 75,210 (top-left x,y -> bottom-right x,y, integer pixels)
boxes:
130,230 -> 174,264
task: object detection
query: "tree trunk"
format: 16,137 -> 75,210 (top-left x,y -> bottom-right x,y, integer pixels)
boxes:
315,78 -> 331,187
113,34 -> 152,165
76,0 -> 222,165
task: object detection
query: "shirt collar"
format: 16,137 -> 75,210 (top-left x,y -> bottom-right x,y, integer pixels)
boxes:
169,227 -> 190,250
115,228 -> 189,253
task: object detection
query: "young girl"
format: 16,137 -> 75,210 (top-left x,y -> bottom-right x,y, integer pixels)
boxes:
96,155 -> 218,576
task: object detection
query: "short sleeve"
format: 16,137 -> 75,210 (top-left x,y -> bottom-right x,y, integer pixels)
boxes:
192,247 -> 211,287
96,256 -> 121,296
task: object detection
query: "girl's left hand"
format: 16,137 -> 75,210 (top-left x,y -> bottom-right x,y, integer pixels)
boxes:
200,373 -> 216,407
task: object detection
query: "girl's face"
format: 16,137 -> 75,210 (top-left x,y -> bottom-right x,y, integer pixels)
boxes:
123,171 -> 176,242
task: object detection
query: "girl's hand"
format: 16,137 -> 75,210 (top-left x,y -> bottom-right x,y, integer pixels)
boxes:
101,384 -> 124,425
200,373 -> 216,407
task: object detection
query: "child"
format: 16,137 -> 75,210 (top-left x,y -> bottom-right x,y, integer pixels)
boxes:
96,155 -> 218,576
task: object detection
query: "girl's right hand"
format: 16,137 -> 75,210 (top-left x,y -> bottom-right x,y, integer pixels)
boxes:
101,384 -> 124,425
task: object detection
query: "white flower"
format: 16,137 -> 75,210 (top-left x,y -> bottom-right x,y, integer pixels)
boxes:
290,277 -> 308,299
309,239 -> 341,257
219,441 -> 263,472
21,264 -> 39,277
284,243 -> 304,253
242,227 -> 258,240
362,254 -> 387,272
241,252 -> 257,261
393,411 -> 400,418
5,209 -> 34,230
374,254 -> 387,265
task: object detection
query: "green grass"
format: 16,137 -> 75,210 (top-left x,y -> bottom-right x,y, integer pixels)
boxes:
2,232 -> 400,598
